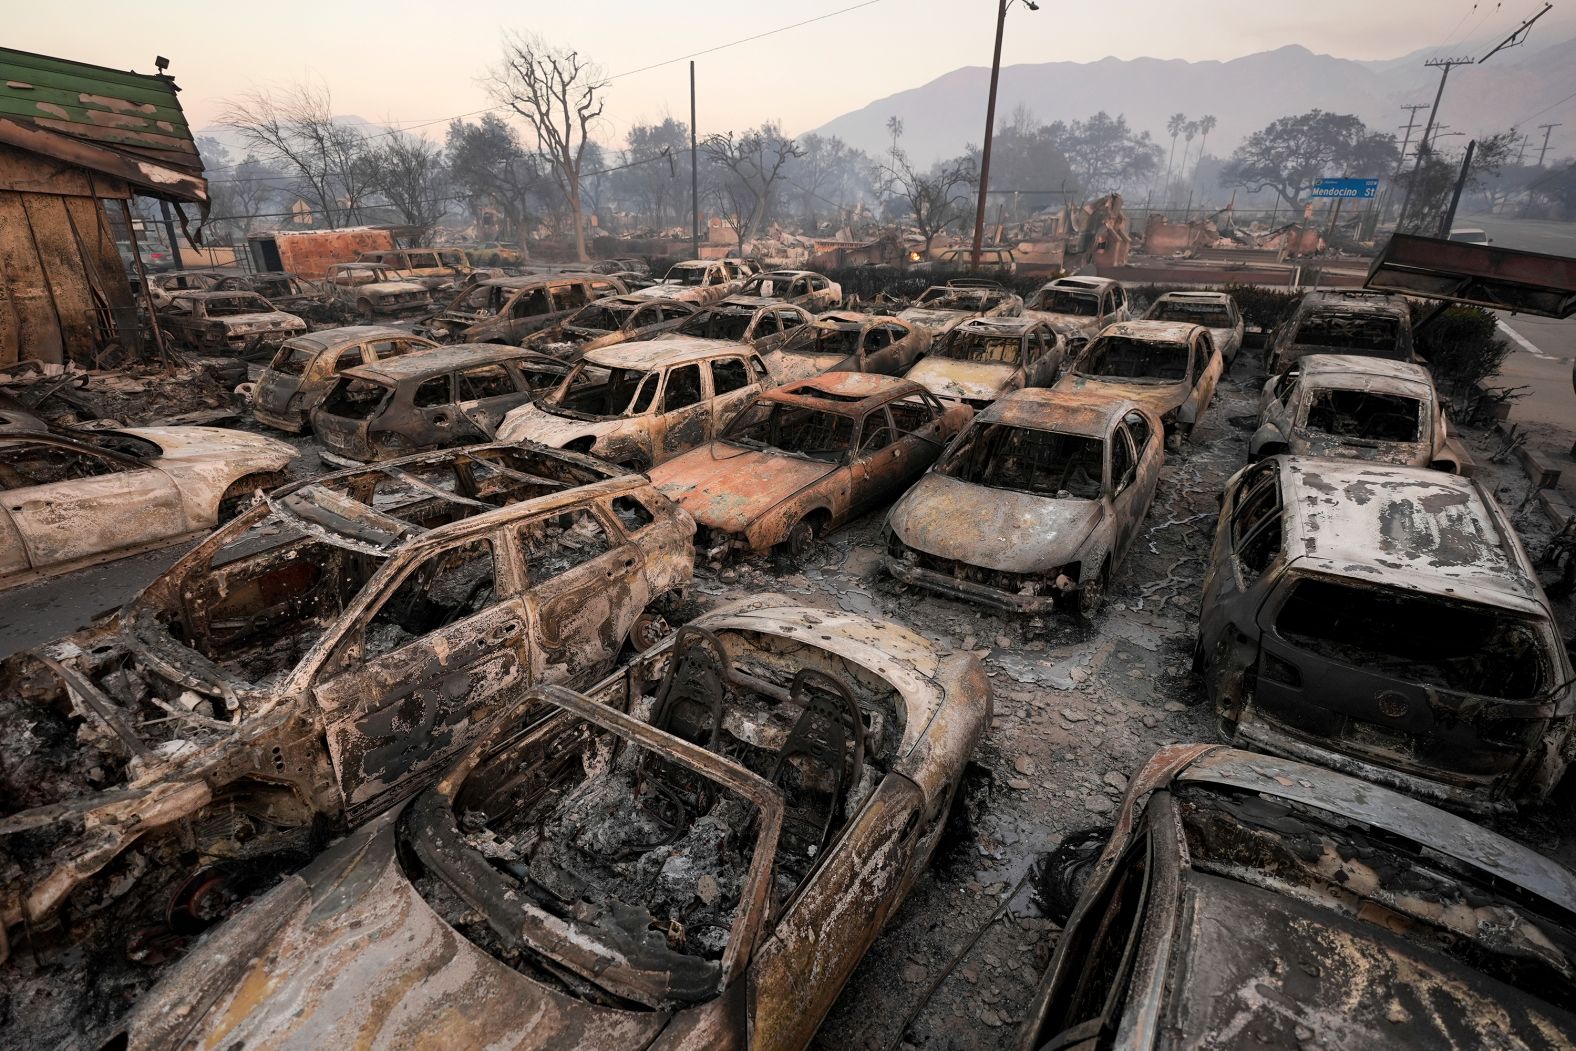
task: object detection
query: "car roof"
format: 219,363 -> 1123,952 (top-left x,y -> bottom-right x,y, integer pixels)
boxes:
977,387 -> 1137,437
1097,320 -> 1201,342
1297,289 -> 1410,317
282,325 -> 416,353
1043,276 -> 1118,292
584,336 -> 752,370
481,274 -> 611,290
342,343 -> 555,382
1156,290 -> 1234,303
1276,456 -> 1543,610
950,316 -> 1050,337
765,371 -> 923,415
167,289 -> 271,301
1293,353 -> 1435,392
814,310 -> 894,329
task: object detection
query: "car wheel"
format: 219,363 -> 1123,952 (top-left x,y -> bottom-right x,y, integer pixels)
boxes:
629,610 -> 672,653
1076,565 -> 1109,621
781,516 -> 820,560
217,471 -> 287,522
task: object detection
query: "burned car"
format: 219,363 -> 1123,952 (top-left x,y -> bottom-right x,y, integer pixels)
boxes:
136,268 -> 228,310
733,269 -> 843,312
1021,276 -> 1130,344
418,274 -> 627,345
886,391 -> 1163,617
321,262 -> 435,322
651,373 -> 971,560
525,293 -> 698,355
1252,353 -> 1462,471
312,344 -> 572,464
1017,745 -> 1576,1051
158,290 -> 307,355
212,272 -> 321,314
896,280 -> 1023,337
627,259 -> 747,307
672,298 -> 816,355
903,316 -> 1066,409
354,247 -> 473,290
1198,456 -> 1575,809
117,597 -> 990,1051
496,338 -> 777,471
1266,289 -> 1414,373
766,310 -> 930,383
1053,320 -> 1222,447
0,426 -> 297,589
1141,289 -> 1243,368
0,444 -> 694,1025
252,326 -> 439,433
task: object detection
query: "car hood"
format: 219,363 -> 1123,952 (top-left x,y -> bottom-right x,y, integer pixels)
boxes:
897,307 -> 965,330
125,425 -> 298,464
122,813 -> 672,1050
888,473 -> 1102,573
650,445 -> 836,533
495,403 -> 617,446
214,312 -> 304,329
904,358 -> 1013,402
1055,373 -> 1186,415
358,280 -> 428,296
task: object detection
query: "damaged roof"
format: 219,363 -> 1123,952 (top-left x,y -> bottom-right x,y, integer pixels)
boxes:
978,387 -> 1136,437
1279,456 -> 1542,609
282,326 -> 415,352
767,372 -> 920,414
1294,353 -> 1436,395
343,343 -> 555,382
585,337 -> 752,370
0,46 -> 207,203
1096,320 -> 1201,343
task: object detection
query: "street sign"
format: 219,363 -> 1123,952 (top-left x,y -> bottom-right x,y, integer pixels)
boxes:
1310,178 -> 1380,199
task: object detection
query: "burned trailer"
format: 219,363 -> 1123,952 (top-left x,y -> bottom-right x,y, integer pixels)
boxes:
0,444 -> 694,1037
1017,745 -> 1576,1051
115,597 -> 991,1051
1198,456 -> 1575,810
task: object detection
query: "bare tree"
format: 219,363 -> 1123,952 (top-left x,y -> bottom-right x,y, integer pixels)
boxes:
701,124 -> 804,254
489,34 -> 606,260
220,83 -> 373,228
365,134 -> 450,242
876,149 -> 977,255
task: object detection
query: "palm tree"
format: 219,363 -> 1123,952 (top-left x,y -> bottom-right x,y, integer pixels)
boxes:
1164,112 -> 1187,206
1192,114 -> 1217,192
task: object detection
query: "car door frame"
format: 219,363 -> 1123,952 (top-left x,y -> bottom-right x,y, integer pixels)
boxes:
649,361 -> 713,464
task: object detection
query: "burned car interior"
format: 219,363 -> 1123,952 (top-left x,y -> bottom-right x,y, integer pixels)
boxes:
1302,388 -> 1421,443
939,423 -> 1105,500
1075,336 -> 1190,382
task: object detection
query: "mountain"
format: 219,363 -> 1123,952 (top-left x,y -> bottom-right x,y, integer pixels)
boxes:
808,33 -> 1576,166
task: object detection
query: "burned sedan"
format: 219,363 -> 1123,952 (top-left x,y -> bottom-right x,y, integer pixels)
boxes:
312,344 -> 572,464
1142,289 -> 1243,368
627,259 -> 746,307
672,298 -> 816,355
896,281 -> 1023,338
496,338 -> 776,471
1198,456 -> 1575,809
1266,289 -> 1414,373
252,326 -> 439,433
885,390 -> 1163,616
1252,353 -> 1462,471
651,373 -> 971,560
158,290 -> 307,355
321,262 -> 435,322
117,597 -> 991,1051
733,269 -> 843,312
525,293 -> 698,356
0,427 -> 297,589
1053,320 -> 1222,447
1017,745 -> 1576,1051
0,445 -> 694,1015
1021,275 -> 1130,345
903,316 -> 1066,409
766,310 -> 930,383
417,274 -> 627,345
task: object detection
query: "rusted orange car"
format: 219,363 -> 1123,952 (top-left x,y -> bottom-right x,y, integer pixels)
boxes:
114,597 -> 991,1051
764,310 -> 930,383
651,373 -> 971,559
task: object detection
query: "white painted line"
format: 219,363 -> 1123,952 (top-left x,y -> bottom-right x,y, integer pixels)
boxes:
1498,318 -> 1553,361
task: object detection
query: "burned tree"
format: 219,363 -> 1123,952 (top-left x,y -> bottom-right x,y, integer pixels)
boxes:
365,134 -> 451,243
446,114 -> 556,245
489,34 -> 606,261
876,150 -> 976,256
219,83 -> 374,229
701,124 -> 804,255
1395,130 -> 1518,235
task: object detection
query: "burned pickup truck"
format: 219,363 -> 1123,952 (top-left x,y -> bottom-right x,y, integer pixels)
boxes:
1198,456 -> 1575,810
116,598 -> 990,1051
0,445 -> 693,1006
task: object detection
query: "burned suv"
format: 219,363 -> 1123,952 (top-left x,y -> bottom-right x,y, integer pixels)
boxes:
0,445 -> 693,1041
1198,456 -> 1574,809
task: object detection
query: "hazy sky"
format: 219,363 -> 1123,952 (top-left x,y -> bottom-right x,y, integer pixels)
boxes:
11,0 -> 1574,149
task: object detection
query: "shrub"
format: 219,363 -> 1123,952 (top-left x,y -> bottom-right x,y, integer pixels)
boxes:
1414,305 -> 1511,407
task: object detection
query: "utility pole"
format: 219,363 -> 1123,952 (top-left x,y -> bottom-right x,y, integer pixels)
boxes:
1397,104 -> 1429,164
1536,122 -> 1561,167
970,0 -> 1038,269
1517,132 -> 1531,165
689,61 -> 699,259
1439,139 -> 1476,237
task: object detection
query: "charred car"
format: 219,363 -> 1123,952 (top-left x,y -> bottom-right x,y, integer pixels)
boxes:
651,373 -> 971,560
671,299 -> 816,355
321,262 -> 435,322
1021,276 -> 1131,345
525,293 -> 698,356
903,316 -> 1066,409
1053,320 -> 1222,447
136,268 -> 228,310
158,290 -> 307,355
212,272 -> 321,314
0,426 -> 297,589
628,259 -> 746,307
1252,353 -> 1462,471
733,269 -> 843,312
886,391 -> 1163,616
496,338 -> 777,471
252,327 -> 439,433
417,274 -> 626,345
896,280 -> 1023,337
116,597 -> 990,1051
765,310 -> 930,383
312,344 -> 572,464
1198,456 -> 1575,810
1266,289 -> 1414,373
354,247 -> 473,290
1017,745 -> 1576,1051
0,444 -> 693,1022
1142,290 -> 1243,368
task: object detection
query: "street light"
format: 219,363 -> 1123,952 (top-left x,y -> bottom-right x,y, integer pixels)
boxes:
969,0 -> 1039,269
